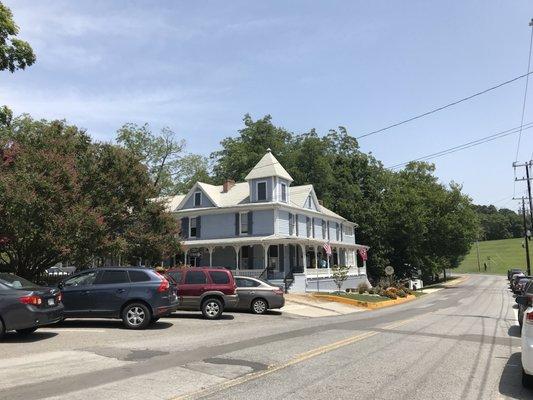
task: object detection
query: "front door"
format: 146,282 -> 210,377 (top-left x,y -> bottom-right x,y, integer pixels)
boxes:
61,270 -> 100,315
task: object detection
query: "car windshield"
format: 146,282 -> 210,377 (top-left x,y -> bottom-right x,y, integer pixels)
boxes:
0,273 -> 38,289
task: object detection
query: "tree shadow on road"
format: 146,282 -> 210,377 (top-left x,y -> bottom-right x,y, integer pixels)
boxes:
508,325 -> 522,338
56,319 -> 173,330
165,312 -> 235,320
499,352 -> 533,399
0,331 -> 58,343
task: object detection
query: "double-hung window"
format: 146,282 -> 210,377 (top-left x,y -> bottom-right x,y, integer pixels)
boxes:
322,220 -> 327,239
306,217 -> 312,237
190,217 -> 197,238
280,183 -> 287,202
290,213 -> 297,235
257,181 -> 267,201
240,212 -> 249,235
194,191 -> 202,207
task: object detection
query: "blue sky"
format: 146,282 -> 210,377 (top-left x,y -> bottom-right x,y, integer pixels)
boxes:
1,1 -> 533,206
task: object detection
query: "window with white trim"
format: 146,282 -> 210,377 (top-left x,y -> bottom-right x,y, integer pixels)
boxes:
290,213 -> 297,235
239,212 -> 249,234
257,181 -> 267,201
280,183 -> 287,202
321,220 -> 327,239
194,191 -> 202,206
306,217 -> 312,237
190,217 -> 197,238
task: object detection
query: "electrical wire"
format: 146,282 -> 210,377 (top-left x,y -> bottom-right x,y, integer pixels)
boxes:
357,72 -> 533,140
516,22 -> 533,161
389,123 -> 533,170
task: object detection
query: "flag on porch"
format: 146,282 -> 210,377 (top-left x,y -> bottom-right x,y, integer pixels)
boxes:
323,243 -> 332,256
358,248 -> 368,261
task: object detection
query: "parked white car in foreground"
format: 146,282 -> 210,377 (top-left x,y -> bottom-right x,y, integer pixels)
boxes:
518,297 -> 533,387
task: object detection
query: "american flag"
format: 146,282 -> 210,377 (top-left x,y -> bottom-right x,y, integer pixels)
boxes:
323,243 -> 332,256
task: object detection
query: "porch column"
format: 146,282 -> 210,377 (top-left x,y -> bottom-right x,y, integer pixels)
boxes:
207,246 -> 214,267
300,244 -> 307,275
183,248 -> 189,266
263,244 -> 269,269
233,246 -> 240,270
313,246 -> 318,269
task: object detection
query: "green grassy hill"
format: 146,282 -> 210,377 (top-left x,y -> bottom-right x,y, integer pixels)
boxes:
456,237 -> 530,275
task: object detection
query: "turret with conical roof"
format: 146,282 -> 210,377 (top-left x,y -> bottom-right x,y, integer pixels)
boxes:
246,149 -> 292,203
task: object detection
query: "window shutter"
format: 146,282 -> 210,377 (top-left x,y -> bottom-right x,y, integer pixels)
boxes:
181,218 -> 189,239
336,222 -> 340,241
196,216 -> 201,238
312,218 -> 315,238
248,211 -> 253,235
235,213 -> 239,235
296,215 -> 299,236
340,223 -> 343,241
289,213 -> 294,235
306,216 -> 310,237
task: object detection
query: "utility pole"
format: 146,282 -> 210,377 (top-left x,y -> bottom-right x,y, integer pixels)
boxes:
526,161 -> 533,229
522,197 -> 532,276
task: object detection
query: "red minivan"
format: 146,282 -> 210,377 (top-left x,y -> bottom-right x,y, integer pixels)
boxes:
166,268 -> 238,319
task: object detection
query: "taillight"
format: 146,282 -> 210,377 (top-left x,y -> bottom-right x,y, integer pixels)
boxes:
19,295 -> 42,306
527,311 -> 533,325
157,278 -> 170,293
56,293 -> 62,303
273,288 -> 284,295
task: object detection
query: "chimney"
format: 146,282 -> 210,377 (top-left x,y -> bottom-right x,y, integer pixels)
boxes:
223,179 -> 235,193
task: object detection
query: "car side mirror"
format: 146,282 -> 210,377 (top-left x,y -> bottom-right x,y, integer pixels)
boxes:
516,296 -> 530,306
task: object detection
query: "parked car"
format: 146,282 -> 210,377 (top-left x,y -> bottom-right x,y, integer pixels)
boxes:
59,267 -> 178,329
517,295 -> 533,387
0,272 -> 63,339
231,276 -> 285,314
516,277 -> 532,295
509,268 -> 523,281
165,267 -> 238,319
517,281 -> 533,328
511,273 -> 526,293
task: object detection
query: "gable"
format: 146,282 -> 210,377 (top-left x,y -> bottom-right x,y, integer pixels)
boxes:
176,183 -> 218,210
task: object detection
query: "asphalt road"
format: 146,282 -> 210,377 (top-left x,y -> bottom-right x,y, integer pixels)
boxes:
0,274 -> 529,400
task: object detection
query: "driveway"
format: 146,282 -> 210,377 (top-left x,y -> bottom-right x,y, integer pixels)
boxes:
0,274 -> 529,399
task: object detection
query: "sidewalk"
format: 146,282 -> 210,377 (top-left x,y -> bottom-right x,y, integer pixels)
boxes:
281,294 -> 366,318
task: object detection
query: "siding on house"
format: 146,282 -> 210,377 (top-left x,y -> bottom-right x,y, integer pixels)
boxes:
313,217 -> 322,239
182,188 -> 215,210
252,209 -> 275,236
249,177 -> 273,203
278,210 -> 290,235
297,214 -> 306,237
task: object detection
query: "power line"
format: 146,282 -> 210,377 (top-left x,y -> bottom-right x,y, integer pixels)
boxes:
388,123 -> 533,169
357,71 -> 533,140
516,19 -> 533,161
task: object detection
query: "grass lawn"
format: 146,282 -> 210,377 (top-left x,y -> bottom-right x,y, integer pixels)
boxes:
456,237 -> 528,275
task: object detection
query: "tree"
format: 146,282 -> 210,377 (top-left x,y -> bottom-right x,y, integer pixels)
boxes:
0,2 -> 36,72
116,123 -> 185,196
0,116 -> 180,278
332,264 -> 349,293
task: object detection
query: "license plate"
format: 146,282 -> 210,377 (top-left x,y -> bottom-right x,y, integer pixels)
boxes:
47,298 -> 55,306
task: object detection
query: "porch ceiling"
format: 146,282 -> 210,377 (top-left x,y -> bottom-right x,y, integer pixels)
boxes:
181,235 -> 367,249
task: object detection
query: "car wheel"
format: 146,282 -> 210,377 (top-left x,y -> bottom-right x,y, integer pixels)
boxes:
523,368 -> 533,388
202,298 -> 223,319
122,303 -> 151,330
251,298 -> 268,315
0,318 -> 5,340
16,327 -> 38,335
151,317 -> 160,324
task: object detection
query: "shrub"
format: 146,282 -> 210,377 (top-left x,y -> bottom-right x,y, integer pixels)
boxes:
358,282 -> 370,294
397,290 -> 407,298
403,287 -> 413,295
384,289 -> 397,299
368,288 -> 375,295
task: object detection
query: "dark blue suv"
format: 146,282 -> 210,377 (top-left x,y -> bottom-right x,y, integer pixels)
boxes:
59,267 -> 178,329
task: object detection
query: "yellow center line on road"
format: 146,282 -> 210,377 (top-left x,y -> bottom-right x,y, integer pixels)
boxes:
170,316 -> 421,400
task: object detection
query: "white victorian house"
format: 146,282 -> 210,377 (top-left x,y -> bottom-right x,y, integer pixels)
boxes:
163,149 -> 370,292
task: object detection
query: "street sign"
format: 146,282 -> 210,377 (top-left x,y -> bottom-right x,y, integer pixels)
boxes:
385,266 -> 394,276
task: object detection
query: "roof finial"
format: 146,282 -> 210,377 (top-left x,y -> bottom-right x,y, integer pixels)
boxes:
266,148 -> 271,153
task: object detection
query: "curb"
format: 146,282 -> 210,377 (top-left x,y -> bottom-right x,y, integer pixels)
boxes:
312,293 -> 416,310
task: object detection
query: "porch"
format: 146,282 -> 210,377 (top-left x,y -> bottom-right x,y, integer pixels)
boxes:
180,236 -> 368,290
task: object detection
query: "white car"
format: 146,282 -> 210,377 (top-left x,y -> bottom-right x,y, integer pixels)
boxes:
519,297 -> 533,387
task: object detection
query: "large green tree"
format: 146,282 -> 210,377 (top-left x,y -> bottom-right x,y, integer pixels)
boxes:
0,116 -> 180,279
0,1 -> 35,73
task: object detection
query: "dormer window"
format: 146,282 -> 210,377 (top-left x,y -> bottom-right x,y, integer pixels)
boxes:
257,181 -> 267,201
194,191 -> 202,207
280,183 -> 287,202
